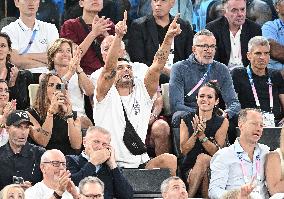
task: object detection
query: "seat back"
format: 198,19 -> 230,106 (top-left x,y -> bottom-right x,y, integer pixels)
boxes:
28,84 -> 39,106
161,83 -> 171,116
122,168 -> 171,197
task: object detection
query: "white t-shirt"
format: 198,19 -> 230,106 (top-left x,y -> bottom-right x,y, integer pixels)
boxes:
68,73 -> 86,116
1,18 -> 59,73
93,79 -> 153,168
25,181 -> 74,199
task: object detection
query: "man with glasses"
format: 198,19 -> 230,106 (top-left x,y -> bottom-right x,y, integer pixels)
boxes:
231,36 -> 284,127
25,149 -> 80,199
169,29 -> 240,143
78,176 -> 105,199
206,0 -> 261,70
66,126 -> 133,199
0,110 -> 45,190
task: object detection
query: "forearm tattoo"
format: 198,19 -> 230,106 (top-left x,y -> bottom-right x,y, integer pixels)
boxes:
154,49 -> 169,62
105,69 -> 117,80
41,128 -> 50,136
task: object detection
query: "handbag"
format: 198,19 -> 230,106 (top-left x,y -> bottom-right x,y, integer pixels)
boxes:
122,104 -> 147,155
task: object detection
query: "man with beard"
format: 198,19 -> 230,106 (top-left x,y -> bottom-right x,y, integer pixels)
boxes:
93,12 -> 177,173
209,108 -> 270,199
169,29 -> 240,143
25,149 -> 80,199
231,36 -> 284,127
206,0 -> 262,71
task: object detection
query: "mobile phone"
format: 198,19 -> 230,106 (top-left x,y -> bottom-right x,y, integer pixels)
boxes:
55,83 -> 65,92
13,176 -> 24,184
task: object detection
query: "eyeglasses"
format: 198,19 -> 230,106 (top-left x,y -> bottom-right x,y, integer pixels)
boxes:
195,44 -> 217,50
81,193 -> 104,199
43,161 -> 66,167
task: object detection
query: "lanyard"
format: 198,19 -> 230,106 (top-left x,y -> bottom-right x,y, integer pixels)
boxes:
20,29 -> 37,55
186,64 -> 211,97
246,66 -> 273,112
236,152 -> 261,184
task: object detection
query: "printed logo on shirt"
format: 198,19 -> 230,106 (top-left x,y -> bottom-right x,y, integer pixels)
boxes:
133,100 -> 140,115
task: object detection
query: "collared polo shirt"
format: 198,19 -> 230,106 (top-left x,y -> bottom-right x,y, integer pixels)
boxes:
1,18 -> 59,73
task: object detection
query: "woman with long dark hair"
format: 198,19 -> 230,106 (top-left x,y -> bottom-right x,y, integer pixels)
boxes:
27,73 -> 82,155
180,82 -> 229,198
0,32 -> 33,110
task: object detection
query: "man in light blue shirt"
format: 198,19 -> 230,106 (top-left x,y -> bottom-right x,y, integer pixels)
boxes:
262,0 -> 284,71
209,108 -> 270,199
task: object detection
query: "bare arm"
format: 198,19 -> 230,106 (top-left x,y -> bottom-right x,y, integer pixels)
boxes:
268,39 -> 284,63
180,119 -> 198,155
10,50 -> 48,69
144,15 -> 181,98
76,67 -> 95,96
96,12 -> 128,102
28,111 -> 53,147
265,151 -> 284,195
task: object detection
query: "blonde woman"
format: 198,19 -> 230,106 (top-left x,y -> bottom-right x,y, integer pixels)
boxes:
265,128 -> 284,195
0,184 -> 24,199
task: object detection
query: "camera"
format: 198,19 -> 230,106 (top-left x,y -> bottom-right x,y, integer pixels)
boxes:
13,176 -> 24,184
55,83 -> 65,92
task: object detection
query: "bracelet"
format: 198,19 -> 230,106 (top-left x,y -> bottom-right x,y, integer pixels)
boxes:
76,70 -> 84,75
53,191 -> 62,199
64,113 -> 74,120
199,136 -> 209,143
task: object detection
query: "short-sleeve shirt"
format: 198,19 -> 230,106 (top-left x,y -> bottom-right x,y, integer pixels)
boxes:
232,67 -> 284,120
1,18 -> 59,73
262,19 -> 284,70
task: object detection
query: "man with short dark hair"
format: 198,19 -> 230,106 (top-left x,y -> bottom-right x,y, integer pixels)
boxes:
0,110 -> 45,190
206,0 -> 262,70
128,0 -> 194,84
1,0 -> 59,82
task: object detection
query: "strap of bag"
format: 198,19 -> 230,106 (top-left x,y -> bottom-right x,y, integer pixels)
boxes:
20,29 -> 37,55
78,16 -> 104,64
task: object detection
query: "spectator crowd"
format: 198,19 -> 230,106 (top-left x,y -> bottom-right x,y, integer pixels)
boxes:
0,0 -> 284,198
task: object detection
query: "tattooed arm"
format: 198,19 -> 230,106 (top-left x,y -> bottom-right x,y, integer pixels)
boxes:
96,11 -> 127,102
144,15 -> 182,98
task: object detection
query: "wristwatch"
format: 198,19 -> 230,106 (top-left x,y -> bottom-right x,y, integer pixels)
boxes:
53,191 -> 62,199
199,136 -> 209,143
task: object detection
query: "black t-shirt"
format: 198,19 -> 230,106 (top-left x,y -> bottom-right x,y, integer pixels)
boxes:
232,67 -> 284,120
